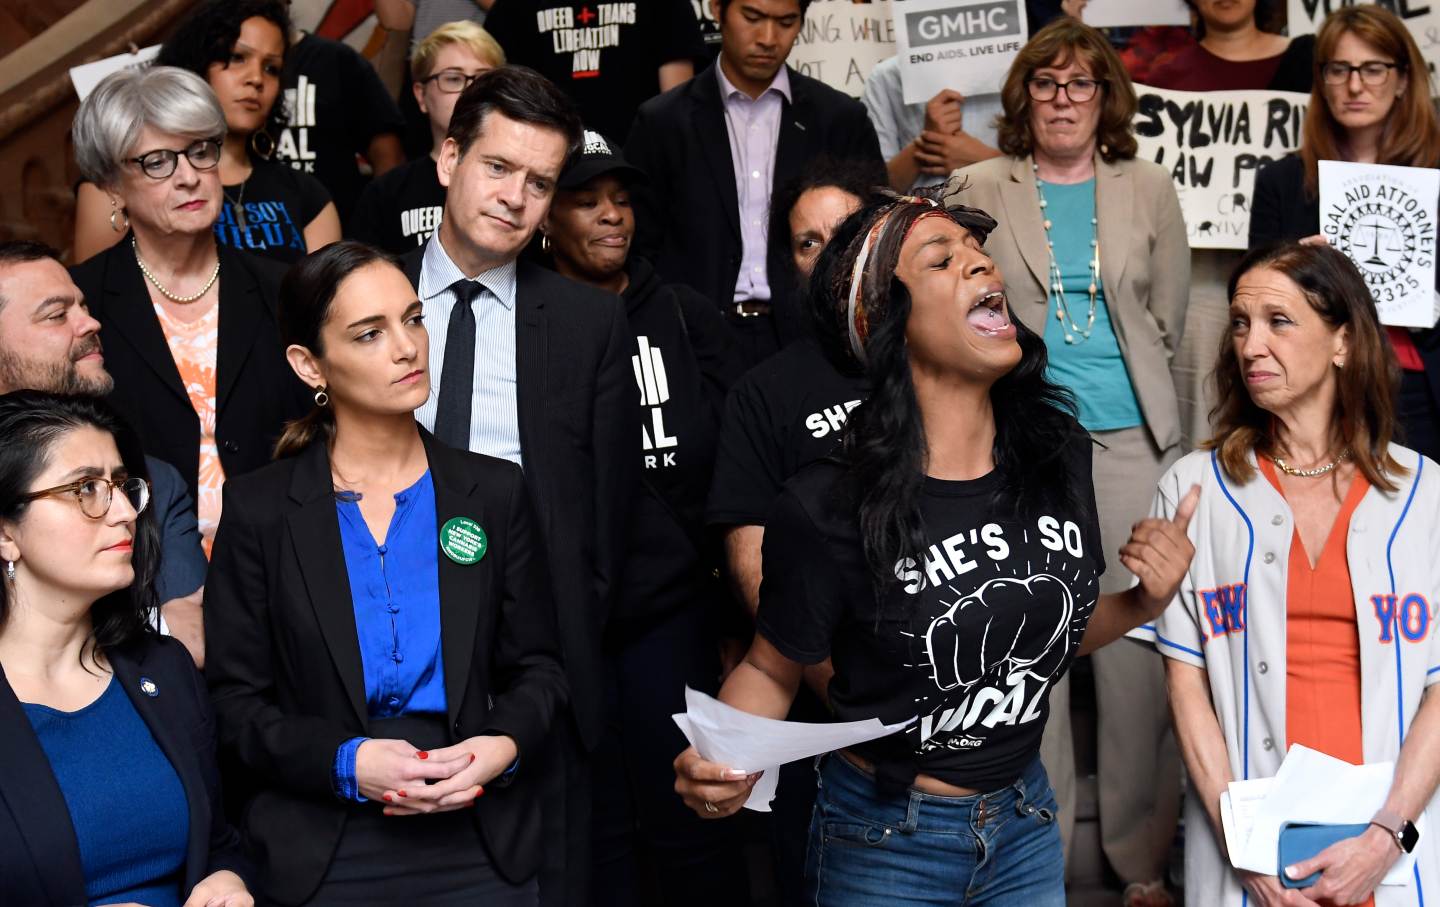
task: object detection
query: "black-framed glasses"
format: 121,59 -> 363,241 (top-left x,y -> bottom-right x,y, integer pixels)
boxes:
24,476 -> 150,519
1320,60 -> 1401,85
126,138 -> 222,180
1026,77 -> 1103,103
421,68 -> 488,94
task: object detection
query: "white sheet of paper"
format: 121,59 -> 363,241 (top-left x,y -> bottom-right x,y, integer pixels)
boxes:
69,46 -> 160,101
1220,777 -> 1275,862
1082,0 -> 1190,27
673,687 -> 913,811
1234,744 -> 1417,886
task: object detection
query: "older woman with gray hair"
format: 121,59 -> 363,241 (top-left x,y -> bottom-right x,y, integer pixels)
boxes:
69,66 -> 307,555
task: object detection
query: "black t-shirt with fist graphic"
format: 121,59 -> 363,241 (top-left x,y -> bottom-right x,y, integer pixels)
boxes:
756,426 -> 1104,792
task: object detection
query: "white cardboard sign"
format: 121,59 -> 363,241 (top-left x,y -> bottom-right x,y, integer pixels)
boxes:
893,0 -> 1027,104
1320,160 -> 1439,328
790,0 -> 897,99
1132,85 -> 1309,250
1286,0 -> 1440,74
1082,0 -> 1192,28
69,45 -> 160,101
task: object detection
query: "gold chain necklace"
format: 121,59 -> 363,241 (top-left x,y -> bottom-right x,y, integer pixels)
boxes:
1271,448 -> 1351,478
132,237 -> 220,304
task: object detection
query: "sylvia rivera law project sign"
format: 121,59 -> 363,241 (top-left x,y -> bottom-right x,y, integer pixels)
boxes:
893,0 -> 1026,104
789,0 -> 897,99
1132,85 -> 1309,250
1319,161 -> 1439,328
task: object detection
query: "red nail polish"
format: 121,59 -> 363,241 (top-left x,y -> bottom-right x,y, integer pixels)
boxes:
416,751 -> 429,760
470,754 -> 476,764
398,790 -> 407,798
382,794 -> 392,802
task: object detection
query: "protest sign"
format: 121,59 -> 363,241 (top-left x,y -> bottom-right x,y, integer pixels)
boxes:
893,0 -> 1026,103
790,0 -> 897,98
69,45 -> 160,101
1320,160 -> 1438,328
1132,85 -> 1308,250
1286,0 -> 1440,73
1082,0 -> 1191,28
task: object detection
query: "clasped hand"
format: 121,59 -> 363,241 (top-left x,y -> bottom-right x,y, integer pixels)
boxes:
355,735 -> 518,816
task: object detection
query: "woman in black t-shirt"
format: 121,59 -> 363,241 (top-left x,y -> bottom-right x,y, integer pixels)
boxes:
674,189 -> 1200,905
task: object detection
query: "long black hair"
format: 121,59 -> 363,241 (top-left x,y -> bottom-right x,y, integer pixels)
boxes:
156,0 -> 293,148
808,188 -> 1079,598
0,391 -> 158,660
275,241 -> 402,458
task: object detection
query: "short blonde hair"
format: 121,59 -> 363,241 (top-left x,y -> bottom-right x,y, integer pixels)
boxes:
411,21 -> 505,81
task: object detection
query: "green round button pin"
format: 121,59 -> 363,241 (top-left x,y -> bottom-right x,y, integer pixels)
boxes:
440,517 -> 488,565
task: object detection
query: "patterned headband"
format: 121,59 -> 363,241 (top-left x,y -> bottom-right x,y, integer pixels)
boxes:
844,196 -> 946,365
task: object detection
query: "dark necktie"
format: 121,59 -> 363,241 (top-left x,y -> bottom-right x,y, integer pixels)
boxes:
433,278 -> 483,449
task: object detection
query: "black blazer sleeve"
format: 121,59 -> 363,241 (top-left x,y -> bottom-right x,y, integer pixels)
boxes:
480,463 -> 568,760
205,483 -> 357,798
1248,154 -> 1314,247
625,103 -> 667,267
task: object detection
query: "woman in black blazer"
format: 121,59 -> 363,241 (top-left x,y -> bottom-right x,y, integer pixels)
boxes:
204,242 -> 567,906
1249,5 -> 1440,461
69,65 -> 309,554
0,391 -> 249,906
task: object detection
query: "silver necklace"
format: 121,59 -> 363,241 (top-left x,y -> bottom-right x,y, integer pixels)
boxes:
225,178 -> 249,231
1271,449 -> 1351,478
132,237 -> 220,304
1033,163 -> 1100,344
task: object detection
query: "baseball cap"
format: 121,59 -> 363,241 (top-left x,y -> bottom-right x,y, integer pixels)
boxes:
557,129 -> 648,191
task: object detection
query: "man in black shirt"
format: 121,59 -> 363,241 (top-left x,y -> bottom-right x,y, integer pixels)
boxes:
483,0 -> 704,142
277,32 -> 406,223
348,22 -> 505,253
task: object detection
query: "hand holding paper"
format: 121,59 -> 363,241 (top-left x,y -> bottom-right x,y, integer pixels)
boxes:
673,687 -> 913,815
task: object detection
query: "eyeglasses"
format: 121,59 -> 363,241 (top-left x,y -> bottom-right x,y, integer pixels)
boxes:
1026,77 -> 1102,103
421,68 -> 487,94
126,139 -> 222,180
23,476 -> 151,519
1320,60 -> 1400,85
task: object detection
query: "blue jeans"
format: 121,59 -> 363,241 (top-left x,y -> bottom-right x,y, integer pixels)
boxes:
805,753 -> 1065,906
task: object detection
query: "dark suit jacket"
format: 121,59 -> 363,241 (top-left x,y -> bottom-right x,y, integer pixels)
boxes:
625,62 -> 883,332
402,250 -> 636,751
70,238 -> 310,504
204,431 -> 568,904
1250,153 -> 1440,413
0,634 -> 246,904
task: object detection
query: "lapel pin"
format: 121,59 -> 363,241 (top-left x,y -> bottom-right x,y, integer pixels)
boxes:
441,517 -> 488,565
139,676 -> 159,697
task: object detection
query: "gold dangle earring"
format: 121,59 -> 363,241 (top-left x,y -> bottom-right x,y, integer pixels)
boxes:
109,197 -> 129,233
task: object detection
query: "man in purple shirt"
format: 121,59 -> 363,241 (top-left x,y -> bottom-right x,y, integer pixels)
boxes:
625,0 -> 883,366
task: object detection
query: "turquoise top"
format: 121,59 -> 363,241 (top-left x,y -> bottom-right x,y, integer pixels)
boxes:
1038,178 -> 1144,433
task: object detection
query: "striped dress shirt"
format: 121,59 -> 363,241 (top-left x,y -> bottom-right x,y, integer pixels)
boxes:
413,235 -> 522,465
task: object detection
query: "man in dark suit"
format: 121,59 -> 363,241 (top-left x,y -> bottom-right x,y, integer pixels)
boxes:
625,0 -> 884,366
0,240 -> 209,666
401,66 -> 636,906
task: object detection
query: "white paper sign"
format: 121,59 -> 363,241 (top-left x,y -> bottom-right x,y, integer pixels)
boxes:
69,45 -> 160,102
1132,85 -> 1309,249
1320,160 -> 1439,328
1286,0 -> 1440,74
1081,0 -> 1192,27
790,0 -> 897,98
893,0 -> 1027,104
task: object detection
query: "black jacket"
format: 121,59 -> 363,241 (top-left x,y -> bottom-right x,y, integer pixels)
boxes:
1250,153 -> 1440,414
70,239 -> 310,503
625,62 -> 883,327
402,249 -> 637,751
204,431 -> 568,903
0,634 -> 246,904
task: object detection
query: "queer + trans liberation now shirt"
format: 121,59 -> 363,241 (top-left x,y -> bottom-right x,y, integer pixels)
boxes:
757,428 -> 1103,791
348,156 -> 447,254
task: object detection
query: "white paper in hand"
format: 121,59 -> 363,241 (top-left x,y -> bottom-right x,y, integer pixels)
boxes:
673,687 -> 913,811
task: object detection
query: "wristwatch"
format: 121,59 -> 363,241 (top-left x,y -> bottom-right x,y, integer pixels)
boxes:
1370,808 -> 1420,854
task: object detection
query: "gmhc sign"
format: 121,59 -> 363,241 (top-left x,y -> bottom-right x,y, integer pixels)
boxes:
905,1 -> 1021,47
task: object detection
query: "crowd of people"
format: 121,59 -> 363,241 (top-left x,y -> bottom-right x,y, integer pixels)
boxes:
1,0 -> 1438,904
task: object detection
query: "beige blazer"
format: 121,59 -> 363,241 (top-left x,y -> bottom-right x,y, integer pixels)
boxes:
948,153 -> 1190,451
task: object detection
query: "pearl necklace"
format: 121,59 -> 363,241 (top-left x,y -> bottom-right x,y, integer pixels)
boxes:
1033,164 -> 1100,344
132,237 -> 220,304
1271,449 -> 1351,478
